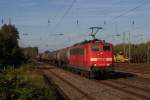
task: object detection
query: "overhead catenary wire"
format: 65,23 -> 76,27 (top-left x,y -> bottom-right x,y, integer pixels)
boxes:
46,0 -> 150,50
45,0 -> 76,50
51,0 -> 76,34
49,0 -> 138,39
70,0 -> 150,41
111,0 -> 150,22
100,0 -> 150,36
105,0 -> 150,45
127,23 -> 150,33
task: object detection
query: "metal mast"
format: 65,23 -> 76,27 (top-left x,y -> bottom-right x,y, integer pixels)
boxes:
123,32 -> 126,56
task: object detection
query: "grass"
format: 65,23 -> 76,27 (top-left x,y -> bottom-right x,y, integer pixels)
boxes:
0,63 -> 60,100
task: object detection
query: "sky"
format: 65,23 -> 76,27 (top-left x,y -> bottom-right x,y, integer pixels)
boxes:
0,0 -> 150,52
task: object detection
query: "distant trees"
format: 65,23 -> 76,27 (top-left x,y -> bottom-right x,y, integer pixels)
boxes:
0,24 -> 24,68
114,42 -> 150,63
22,47 -> 38,60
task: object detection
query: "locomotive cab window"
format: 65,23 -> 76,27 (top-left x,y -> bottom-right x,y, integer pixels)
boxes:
91,45 -> 99,52
103,46 -> 110,51
70,48 -> 85,55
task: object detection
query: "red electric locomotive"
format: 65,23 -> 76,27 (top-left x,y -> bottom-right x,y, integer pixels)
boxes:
48,39 -> 113,78
69,39 -> 113,77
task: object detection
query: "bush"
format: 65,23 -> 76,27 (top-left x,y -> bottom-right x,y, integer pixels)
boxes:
0,64 -> 58,100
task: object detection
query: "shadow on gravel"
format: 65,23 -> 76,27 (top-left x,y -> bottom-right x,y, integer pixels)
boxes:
95,71 -> 136,80
37,67 -> 55,70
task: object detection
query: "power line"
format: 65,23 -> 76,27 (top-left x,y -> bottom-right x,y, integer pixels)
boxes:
70,0 -> 150,41
123,22 -> 150,34
51,0 -> 76,33
45,0 -> 150,49
45,0 -> 77,49
104,0 -> 150,45
111,0 -> 150,23
134,23 -> 150,31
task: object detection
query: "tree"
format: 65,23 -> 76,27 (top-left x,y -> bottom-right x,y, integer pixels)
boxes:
0,24 -> 24,68
22,47 -> 38,60
114,42 -> 150,63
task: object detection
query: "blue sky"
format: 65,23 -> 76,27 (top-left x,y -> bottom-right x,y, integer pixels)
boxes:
0,0 -> 150,52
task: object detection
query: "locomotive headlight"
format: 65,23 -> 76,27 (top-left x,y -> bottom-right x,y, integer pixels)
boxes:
90,58 -> 97,61
94,64 -> 97,66
100,52 -> 103,55
106,64 -> 110,66
105,58 -> 112,61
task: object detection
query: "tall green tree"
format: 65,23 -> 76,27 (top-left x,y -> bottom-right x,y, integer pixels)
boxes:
0,24 -> 24,68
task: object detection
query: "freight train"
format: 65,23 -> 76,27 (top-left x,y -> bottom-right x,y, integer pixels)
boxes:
38,39 -> 114,78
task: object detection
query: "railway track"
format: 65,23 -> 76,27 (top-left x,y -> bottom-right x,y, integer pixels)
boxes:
37,62 -> 150,100
43,69 -> 96,100
116,66 -> 150,72
111,79 -> 150,93
38,64 -> 125,100
114,63 -> 150,78
95,79 -> 150,100
39,67 -> 97,100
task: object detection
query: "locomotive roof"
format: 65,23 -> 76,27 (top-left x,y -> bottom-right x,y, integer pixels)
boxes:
73,39 -> 108,46
51,39 -> 112,52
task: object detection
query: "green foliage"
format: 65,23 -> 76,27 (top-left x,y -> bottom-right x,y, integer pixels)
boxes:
0,75 -> 57,100
114,42 -> 150,63
0,24 -> 24,68
0,64 -> 58,100
22,47 -> 38,60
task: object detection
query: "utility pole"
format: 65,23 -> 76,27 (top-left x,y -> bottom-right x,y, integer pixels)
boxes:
8,17 -> 11,25
128,20 -> 134,64
147,42 -> 150,64
123,32 -> 126,55
129,32 -> 131,64
1,18 -> 4,25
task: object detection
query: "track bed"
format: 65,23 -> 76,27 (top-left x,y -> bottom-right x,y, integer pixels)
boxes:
37,62 -> 150,100
114,63 -> 150,79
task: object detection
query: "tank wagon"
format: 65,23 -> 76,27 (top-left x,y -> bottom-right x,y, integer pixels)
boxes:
48,39 -> 114,78
40,52 -> 50,62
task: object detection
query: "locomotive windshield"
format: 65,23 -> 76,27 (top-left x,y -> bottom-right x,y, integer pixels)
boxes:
91,45 -> 99,52
103,46 -> 110,51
